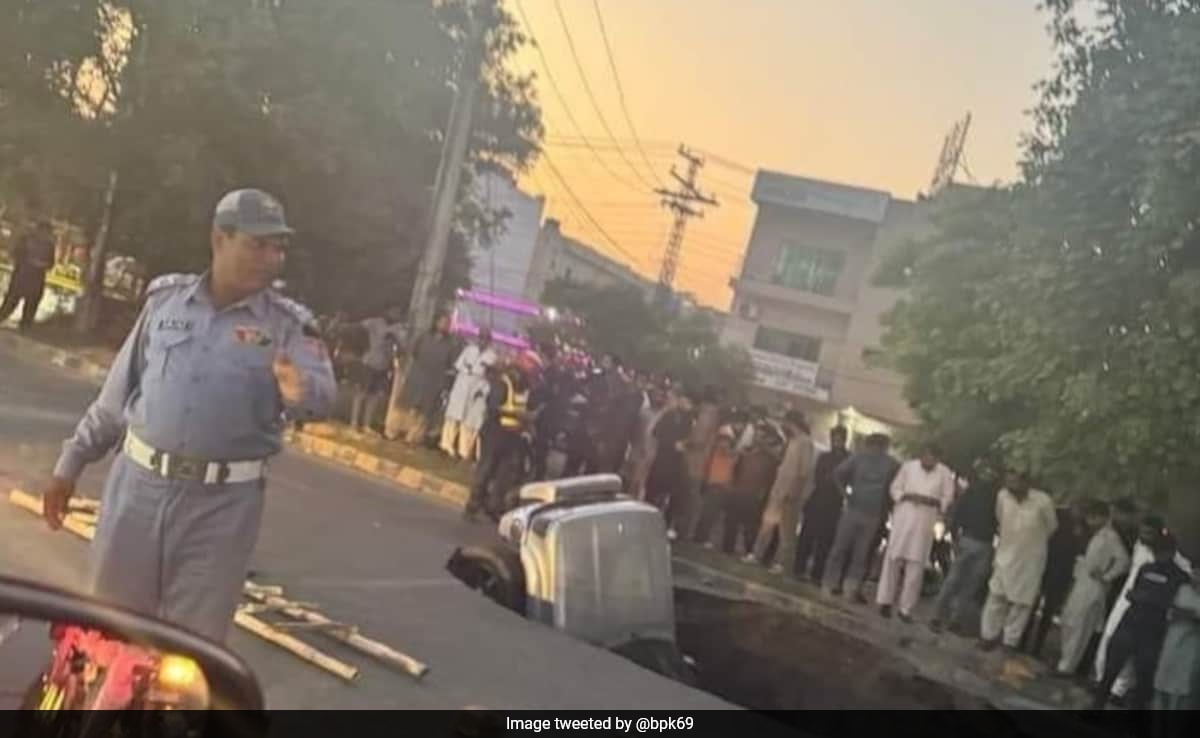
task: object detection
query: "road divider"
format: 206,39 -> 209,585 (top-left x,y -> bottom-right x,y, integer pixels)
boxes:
286,426 -> 470,508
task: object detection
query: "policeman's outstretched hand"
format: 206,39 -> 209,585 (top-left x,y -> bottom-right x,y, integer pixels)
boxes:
43,477 -> 75,531
273,351 -> 306,406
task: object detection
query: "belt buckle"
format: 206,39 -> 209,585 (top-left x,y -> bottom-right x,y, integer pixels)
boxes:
170,457 -> 203,482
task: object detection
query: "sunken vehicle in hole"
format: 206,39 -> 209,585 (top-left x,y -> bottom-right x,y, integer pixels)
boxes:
446,474 -> 692,683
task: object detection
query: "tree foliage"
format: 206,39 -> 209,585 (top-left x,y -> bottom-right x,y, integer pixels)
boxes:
878,0 -> 1200,552
538,278 -> 753,397
0,0 -> 543,316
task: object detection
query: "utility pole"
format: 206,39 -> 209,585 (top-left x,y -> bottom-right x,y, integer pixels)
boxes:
385,0 -> 490,439
655,146 -> 717,303
406,0 -> 491,339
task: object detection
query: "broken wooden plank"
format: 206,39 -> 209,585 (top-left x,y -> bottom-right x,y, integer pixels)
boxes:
233,609 -> 358,682
270,621 -> 354,634
243,585 -> 429,679
68,498 -> 101,512
243,583 -> 285,597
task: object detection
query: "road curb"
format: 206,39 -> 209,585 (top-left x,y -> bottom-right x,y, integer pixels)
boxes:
0,330 -> 108,386
286,428 -> 470,508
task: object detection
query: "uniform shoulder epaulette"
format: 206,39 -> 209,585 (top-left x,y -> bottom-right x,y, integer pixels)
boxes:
146,273 -> 199,295
266,290 -> 317,329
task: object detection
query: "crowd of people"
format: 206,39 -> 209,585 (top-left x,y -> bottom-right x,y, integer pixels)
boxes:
323,310 -> 1199,713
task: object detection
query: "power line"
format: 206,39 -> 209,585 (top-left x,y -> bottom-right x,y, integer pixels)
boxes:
545,135 -> 762,177
539,150 -> 644,268
547,134 -> 678,150
551,0 -> 656,190
543,139 -> 677,155
514,0 -> 641,191
695,149 -> 758,176
590,0 -> 665,189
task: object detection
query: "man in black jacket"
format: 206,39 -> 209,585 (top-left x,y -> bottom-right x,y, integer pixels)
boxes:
1093,531 -> 1190,710
794,426 -> 850,582
930,476 -> 999,634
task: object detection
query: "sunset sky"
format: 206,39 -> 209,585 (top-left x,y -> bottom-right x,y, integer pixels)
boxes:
509,0 -> 1056,307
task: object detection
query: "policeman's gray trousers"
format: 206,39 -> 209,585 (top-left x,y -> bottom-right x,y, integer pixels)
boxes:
90,455 -> 265,643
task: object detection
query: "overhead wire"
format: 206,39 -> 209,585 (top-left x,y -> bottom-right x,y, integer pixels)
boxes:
551,0 -> 656,191
514,0 -> 642,191
540,150 -> 644,268
590,0 -> 666,189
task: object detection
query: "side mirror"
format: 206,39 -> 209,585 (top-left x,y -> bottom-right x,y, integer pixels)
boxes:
0,575 -> 263,718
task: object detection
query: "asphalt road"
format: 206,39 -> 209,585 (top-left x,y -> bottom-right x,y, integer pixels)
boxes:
0,338 -> 729,710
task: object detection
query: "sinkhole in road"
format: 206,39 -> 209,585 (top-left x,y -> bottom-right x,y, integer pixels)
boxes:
671,588 -> 985,711
672,589 -> 1139,738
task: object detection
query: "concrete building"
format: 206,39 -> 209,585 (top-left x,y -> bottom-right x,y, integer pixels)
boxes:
526,218 -> 657,301
468,169 -> 546,300
723,169 -> 928,441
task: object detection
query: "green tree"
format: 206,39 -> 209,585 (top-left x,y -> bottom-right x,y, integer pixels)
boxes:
878,0 -> 1200,555
1,0 -> 542,318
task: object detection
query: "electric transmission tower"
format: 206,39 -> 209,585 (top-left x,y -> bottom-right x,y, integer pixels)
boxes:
656,146 -> 718,296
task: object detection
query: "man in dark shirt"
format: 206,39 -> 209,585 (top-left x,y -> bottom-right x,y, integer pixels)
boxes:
464,361 -> 530,522
1021,504 -> 1084,657
643,388 -> 694,528
930,476 -> 998,633
528,344 -> 563,481
1,220 -> 56,331
822,433 -> 901,601
794,426 -> 850,582
1093,531 -> 1190,710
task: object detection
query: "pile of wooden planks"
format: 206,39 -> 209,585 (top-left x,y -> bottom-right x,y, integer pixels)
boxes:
6,488 -> 429,684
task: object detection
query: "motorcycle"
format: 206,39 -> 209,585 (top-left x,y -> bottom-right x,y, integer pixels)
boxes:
0,576 -> 265,738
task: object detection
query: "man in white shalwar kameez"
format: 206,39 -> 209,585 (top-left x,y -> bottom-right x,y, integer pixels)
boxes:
440,329 -> 496,459
876,445 -> 957,621
979,471 -> 1057,650
1056,500 -> 1130,676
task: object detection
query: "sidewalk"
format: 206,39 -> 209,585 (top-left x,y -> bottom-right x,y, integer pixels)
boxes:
0,328 -> 113,386
2,327 -> 1093,710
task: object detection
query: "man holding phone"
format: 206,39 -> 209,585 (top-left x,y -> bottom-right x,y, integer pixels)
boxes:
41,188 -> 336,642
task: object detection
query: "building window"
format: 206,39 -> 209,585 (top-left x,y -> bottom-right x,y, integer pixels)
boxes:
773,242 -> 845,296
754,326 -> 822,363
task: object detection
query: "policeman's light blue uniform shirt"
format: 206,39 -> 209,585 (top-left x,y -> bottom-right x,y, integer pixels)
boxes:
55,273 -> 337,481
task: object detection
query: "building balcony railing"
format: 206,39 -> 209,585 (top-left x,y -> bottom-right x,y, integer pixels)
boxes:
730,274 -> 857,316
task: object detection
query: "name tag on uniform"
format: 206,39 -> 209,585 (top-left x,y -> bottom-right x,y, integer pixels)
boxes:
158,318 -> 193,332
234,325 -> 273,347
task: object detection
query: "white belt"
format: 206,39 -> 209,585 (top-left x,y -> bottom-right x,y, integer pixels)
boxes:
123,432 -> 267,485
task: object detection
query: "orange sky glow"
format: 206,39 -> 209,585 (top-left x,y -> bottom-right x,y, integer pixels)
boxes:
508,0 -> 1054,308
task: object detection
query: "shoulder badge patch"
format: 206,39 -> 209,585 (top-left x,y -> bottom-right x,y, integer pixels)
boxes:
146,273 -> 199,295
267,291 -> 316,329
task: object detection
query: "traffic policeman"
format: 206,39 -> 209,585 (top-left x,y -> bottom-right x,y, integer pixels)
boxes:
465,358 -> 531,521
42,189 -> 336,642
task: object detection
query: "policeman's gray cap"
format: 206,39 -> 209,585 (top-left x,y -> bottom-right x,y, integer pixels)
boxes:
213,189 -> 294,237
